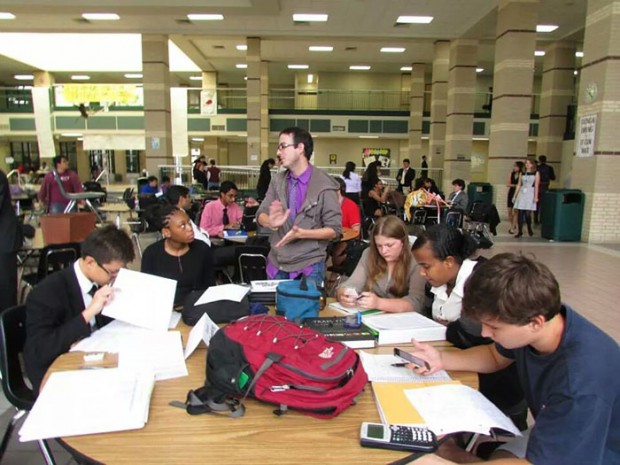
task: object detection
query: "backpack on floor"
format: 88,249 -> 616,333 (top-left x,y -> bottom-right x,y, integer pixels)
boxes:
185,314 -> 368,419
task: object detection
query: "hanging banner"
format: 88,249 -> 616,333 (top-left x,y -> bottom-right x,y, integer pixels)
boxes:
200,89 -> 218,116
362,148 -> 391,168
59,84 -> 141,106
31,87 -> 56,158
576,114 -> 596,158
171,87 -> 189,158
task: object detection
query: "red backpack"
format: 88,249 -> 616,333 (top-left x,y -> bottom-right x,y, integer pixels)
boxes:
187,315 -> 368,419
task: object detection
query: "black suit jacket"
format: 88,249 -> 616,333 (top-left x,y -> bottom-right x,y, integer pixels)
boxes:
396,167 -> 416,192
0,170 -> 23,254
24,266 -> 111,395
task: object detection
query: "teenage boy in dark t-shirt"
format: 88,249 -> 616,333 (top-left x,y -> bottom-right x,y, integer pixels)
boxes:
407,253 -> 619,465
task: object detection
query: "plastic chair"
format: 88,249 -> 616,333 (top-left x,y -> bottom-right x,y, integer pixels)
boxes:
0,305 -> 56,464
52,170 -> 104,222
235,246 -> 269,283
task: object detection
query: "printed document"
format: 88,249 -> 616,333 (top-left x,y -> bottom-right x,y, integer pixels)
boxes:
194,283 -> 249,306
184,312 -> 220,359
359,352 -> 451,383
102,268 -> 176,332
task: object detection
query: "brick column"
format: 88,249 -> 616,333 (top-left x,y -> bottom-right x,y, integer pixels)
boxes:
408,63 -> 426,169
444,40 -> 478,192
142,34 -> 173,176
487,0 -> 538,219
429,41 -> 450,178
572,0 -> 620,242
246,37 -> 268,166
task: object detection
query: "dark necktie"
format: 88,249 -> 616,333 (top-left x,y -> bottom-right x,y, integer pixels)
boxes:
222,207 -> 229,227
88,284 -> 98,297
87,284 -> 106,329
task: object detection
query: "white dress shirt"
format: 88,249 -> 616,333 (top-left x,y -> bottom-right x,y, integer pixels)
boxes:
430,259 -> 477,322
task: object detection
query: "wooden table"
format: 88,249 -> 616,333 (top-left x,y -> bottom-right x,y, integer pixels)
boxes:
47,318 -> 476,465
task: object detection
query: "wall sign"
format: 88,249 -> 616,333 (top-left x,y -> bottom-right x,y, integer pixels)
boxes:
577,114 -> 596,158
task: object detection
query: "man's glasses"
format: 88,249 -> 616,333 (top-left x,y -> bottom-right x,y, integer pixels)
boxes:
277,142 -> 297,150
95,260 -> 120,279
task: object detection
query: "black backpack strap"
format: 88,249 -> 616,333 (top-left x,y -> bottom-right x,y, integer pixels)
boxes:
170,386 -> 246,418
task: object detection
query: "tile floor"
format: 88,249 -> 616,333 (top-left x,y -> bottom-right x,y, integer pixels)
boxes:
2,227 -> 619,464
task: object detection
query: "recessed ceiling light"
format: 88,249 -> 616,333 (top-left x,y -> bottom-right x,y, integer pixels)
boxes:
124,73 -> 142,79
189,76 -> 203,81
236,64 -> 247,69
0,12 -> 16,20
307,74 -> 314,84
71,75 -> 90,80
536,24 -> 558,33
191,137 -> 205,142
14,74 -> 34,80
396,15 -> 433,24
61,133 -> 83,137
574,70 -> 578,75
187,14 -> 224,21
400,66 -> 413,72
309,46 -> 333,52
236,44 -> 247,51
381,47 -> 405,53
575,51 -> 584,58
476,68 -> 484,73
350,65 -> 371,70
293,13 -> 328,22
535,50 -> 546,56
288,64 -> 309,69
82,13 -> 120,21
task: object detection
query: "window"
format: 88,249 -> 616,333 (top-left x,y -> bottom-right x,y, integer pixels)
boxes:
125,150 -> 140,174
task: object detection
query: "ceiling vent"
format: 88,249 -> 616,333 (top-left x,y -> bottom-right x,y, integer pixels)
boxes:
212,124 -> 226,131
345,47 -> 358,52
212,45 -> 225,50
176,18 -> 192,24
393,22 -> 410,28
74,17 -> 90,24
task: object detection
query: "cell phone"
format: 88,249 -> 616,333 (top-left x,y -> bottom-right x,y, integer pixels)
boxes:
393,348 -> 431,370
360,422 -> 437,452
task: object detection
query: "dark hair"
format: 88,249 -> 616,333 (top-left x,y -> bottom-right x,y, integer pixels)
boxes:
147,176 -> 158,183
539,155 -> 547,163
161,175 -> 170,183
279,127 -> 314,160
335,177 -> 346,196
515,161 -> 525,173
462,253 -> 561,325
210,159 -> 216,166
362,161 -> 380,182
403,158 -> 410,164
413,178 -> 425,190
260,158 -> 275,174
411,224 -> 479,265
343,161 -> 356,179
144,203 -> 183,232
53,155 -> 67,169
164,185 -> 190,206
81,225 -> 135,264
219,180 -> 238,195
452,178 -> 465,189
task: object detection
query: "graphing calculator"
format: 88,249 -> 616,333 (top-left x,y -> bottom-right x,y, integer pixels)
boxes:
360,423 -> 438,452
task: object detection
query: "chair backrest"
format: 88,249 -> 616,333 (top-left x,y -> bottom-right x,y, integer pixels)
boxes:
238,254 -> 268,284
411,207 -> 427,225
0,305 -> 35,410
445,210 -> 464,228
37,243 -> 81,281
51,169 -> 70,200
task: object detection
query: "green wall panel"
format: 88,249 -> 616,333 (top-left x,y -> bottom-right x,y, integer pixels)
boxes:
369,120 -> 382,133
87,116 -> 117,130
382,120 -> 407,133
188,118 -> 211,131
422,121 -> 430,134
473,122 -> 486,136
9,118 -> 36,131
348,120 -> 369,133
226,118 -> 247,132
270,119 -> 295,132
310,119 -> 330,133
55,116 -> 86,130
296,119 -> 310,130
117,116 -> 144,130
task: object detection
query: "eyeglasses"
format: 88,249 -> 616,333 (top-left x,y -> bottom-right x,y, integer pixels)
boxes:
95,260 -> 120,279
277,142 -> 297,150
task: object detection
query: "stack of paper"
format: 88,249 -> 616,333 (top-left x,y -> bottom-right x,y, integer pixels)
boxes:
194,283 -> 249,305
362,312 -> 446,345
19,368 -> 155,441
250,280 -> 292,293
359,352 -> 451,383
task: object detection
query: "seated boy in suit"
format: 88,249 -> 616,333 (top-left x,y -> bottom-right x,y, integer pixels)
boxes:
24,225 -> 135,395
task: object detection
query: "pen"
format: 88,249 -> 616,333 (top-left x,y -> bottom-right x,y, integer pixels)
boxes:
390,363 -> 408,368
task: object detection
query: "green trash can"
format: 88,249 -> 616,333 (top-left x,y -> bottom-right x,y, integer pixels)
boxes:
541,189 -> 584,241
466,182 -> 493,211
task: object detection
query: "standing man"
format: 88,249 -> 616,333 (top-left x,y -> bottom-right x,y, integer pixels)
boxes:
38,155 -> 84,213
207,159 -> 221,191
535,155 -> 556,224
420,155 -> 429,180
257,127 -> 342,287
24,225 -> 135,395
396,158 -> 416,193
0,169 -> 23,312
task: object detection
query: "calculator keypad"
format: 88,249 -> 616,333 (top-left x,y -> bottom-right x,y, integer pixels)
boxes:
389,425 -> 434,445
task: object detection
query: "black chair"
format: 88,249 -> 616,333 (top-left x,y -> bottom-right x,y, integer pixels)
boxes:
0,305 -> 56,464
445,209 -> 464,228
51,170 -> 104,222
235,245 -> 269,283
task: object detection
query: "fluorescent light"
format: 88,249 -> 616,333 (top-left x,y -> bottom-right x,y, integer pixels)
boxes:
71,75 -> 90,80
476,67 -> 484,73
82,13 -> 120,21
574,70 -> 578,75
0,12 -> 16,20
236,63 -> 247,69
14,74 -> 33,80
293,14 -> 328,22
244,76 -> 248,81
396,15 -> 433,24
350,65 -> 371,70
536,24 -> 558,33
359,136 -> 379,139
124,73 -> 142,78
288,64 -> 309,69
381,47 -> 405,53
189,76 -> 203,81
307,73 -> 314,84
401,66 -> 412,72
236,44 -> 247,51
61,133 -> 83,137
535,50 -> 546,56
191,137 -> 204,142
309,46 -> 333,52
187,14 -> 224,21
575,51 -> 584,58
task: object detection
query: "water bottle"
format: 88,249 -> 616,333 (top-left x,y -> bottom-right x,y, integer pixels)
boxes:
15,200 -> 20,216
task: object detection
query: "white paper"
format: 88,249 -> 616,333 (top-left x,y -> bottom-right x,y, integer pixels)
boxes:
71,321 -> 188,381
358,352 -> 451,383
250,279 -> 292,293
102,268 -> 176,332
363,312 -> 435,330
328,301 -> 365,315
19,369 -> 154,441
169,312 -> 182,329
194,283 -> 249,306
404,384 -> 522,437
363,312 -> 446,344
184,313 -> 220,359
